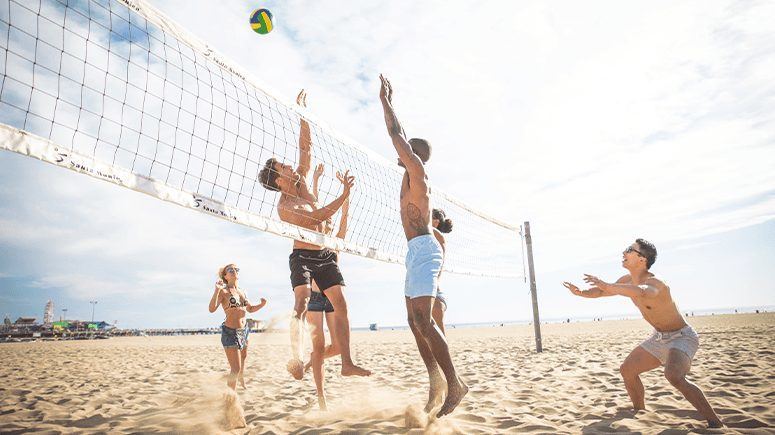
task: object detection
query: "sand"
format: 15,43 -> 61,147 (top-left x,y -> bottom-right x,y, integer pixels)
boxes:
0,313 -> 773,433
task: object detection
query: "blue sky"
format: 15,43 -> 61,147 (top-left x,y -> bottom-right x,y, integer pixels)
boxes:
1,0 -> 774,328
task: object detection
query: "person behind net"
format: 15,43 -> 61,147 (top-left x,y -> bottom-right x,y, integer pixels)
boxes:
379,75 -> 468,418
431,208 -> 453,335
563,239 -> 723,428
258,90 -> 371,380
302,163 -> 352,410
207,263 -> 267,390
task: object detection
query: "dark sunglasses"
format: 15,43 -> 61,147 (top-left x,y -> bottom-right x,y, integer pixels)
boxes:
226,267 -> 240,273
623,246 -> 645,257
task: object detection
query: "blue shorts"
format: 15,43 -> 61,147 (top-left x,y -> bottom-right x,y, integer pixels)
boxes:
404,234 -> 444,299
221,323 -> 250,349
307,290 -> 334,313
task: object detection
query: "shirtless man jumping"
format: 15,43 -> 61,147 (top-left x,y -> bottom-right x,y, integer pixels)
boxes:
379,75 -> 468,418
563,238 -> 723,428
258,89 -> 370,380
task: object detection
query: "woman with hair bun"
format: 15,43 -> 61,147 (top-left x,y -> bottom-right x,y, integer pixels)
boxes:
431,208 -> 453,334
208,263 -> 267,390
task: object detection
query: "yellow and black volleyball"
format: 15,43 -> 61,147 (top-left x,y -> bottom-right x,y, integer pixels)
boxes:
250,8 -> 273,35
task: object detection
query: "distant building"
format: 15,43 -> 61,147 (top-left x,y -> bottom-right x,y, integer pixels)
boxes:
246,319 -> 266,332
14,317 -> 37,326
44,300 -> 54,325
65,320 -> 113,331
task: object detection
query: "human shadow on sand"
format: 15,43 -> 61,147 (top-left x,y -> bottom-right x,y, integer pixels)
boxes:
581,409 -> 642,434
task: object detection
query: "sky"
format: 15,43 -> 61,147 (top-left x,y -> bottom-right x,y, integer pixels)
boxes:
1,0 -> 774,328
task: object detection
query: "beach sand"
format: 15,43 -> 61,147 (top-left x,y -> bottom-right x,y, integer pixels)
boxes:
1,313 -> 773,433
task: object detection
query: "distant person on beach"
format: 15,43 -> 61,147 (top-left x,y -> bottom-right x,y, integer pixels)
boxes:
431,208 -> 453,334
208,263 -> 267,390
563,239 -> 723,428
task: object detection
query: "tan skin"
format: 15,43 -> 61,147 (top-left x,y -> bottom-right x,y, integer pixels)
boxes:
431,224 -> 446,335
563,241 -> 722,428
305,164 -> 350,410
273,90 -> 369,380
208,265 -> 267,390
380,75 -> 468,418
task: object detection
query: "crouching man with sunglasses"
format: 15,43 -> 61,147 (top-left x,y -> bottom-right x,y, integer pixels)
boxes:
563,238 -> 723,428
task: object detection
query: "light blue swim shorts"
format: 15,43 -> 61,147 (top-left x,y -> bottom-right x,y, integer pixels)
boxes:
404,234 -> 444,299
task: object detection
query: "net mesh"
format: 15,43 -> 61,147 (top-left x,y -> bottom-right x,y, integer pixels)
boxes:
0,0 -> 523,278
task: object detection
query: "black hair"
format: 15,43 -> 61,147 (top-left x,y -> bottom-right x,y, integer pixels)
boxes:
432,208 -> 453,233
258,157 -> 281,191
635,238 -> 657,269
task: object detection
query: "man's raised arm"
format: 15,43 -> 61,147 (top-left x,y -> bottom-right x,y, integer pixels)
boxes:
379,75 -> 425,182
296,89 -> 312,177
335,196 -> 349,240
278,171 -> 355,228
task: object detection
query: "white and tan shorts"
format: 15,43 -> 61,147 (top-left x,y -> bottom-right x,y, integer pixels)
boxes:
639,325 -> 699,365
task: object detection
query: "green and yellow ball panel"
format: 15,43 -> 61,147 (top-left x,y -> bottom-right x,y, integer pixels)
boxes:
250,8 -> 273,35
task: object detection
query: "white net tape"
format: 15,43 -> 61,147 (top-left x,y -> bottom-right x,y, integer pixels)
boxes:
0,0 -> 523,278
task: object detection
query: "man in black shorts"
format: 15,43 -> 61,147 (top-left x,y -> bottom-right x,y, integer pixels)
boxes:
258,90 -> 370,379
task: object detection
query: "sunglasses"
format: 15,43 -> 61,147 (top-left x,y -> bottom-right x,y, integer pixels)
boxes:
623,246 -> 645,257
226,267 -> 240,273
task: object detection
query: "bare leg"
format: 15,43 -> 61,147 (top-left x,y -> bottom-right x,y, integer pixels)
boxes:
619,346 -> 661,410
239,345 -> 248,388
325,285 -> 370,377
306,311 -> 327,410
288,284 -> 310,380
431,299 -> 446,336
407,296 -> 468,418
223,347 -> 242,391
304,312 -> 340,372
664,349 -> 723,427
406,297 -> 446,413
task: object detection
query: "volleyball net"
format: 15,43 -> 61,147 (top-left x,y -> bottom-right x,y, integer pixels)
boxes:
0,0 -> 524,279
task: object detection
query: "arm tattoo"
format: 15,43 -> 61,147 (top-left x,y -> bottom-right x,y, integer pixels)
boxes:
386,108 -> 404,137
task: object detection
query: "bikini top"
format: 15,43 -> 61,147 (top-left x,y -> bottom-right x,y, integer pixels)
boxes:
224,289 -> 248,309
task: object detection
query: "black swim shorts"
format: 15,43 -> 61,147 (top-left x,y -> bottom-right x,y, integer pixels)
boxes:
289,248 -> 345,292
307,290 -> 335,313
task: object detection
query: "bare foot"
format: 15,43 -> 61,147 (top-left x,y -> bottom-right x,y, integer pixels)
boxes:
286,358 -> 304,380
239,372 -> 246,389
341,363 -> 372,377
436,377 -> 468,418
424,374 -> 446,413
304,360 -> 312,373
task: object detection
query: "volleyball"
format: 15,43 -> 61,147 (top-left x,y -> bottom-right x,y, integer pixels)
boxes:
250,8 -> 274,35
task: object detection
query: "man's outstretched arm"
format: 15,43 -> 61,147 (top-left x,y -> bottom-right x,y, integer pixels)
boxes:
563,282 -> 614,298
379,75 -> 425,183
583,275 -> 661,298
296,89 -> 312,177
278,171 -> 355,227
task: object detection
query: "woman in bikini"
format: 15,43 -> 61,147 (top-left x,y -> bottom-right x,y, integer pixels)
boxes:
208,263 -> 267,390
431,208 -> 453,334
